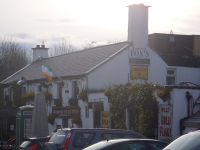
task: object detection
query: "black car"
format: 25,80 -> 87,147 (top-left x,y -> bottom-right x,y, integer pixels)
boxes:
82,139 -> 168,150
16,137 -> 48,150
44,128 -> 146,150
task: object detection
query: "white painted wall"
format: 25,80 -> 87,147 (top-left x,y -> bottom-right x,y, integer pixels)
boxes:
173,88 -> 200,140
88,49 -> 129,89
149,48 -> 200,86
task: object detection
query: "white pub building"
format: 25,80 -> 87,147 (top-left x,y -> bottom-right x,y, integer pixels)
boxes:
2,3 -> 200,142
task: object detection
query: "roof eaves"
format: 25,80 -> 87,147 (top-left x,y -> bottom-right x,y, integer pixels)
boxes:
0,64 -> 31,84
84,44 -> 130,74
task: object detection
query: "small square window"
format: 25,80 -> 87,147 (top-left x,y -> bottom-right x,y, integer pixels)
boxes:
166,69 -> 176,85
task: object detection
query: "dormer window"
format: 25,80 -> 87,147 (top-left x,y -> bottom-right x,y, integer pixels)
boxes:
166,69 -> 176,85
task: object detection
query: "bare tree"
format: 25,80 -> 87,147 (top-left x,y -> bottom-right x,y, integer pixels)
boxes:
107,38 -> 126,45
49,38 -> 78,56
0,36 -> 28,81
82,41 -> 97,49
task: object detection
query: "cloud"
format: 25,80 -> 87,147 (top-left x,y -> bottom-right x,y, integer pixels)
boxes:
38,18 -> 80,23
13,33 -> 35,40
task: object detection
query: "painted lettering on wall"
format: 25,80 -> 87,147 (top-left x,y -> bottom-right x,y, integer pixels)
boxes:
130,65 -> 148,80
101,111 -> 109,128
158,104 -> 173,142
130,48 -> 150,59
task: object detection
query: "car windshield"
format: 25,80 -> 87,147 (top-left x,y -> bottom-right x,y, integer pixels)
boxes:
163,132 -> 200,150
49,131 -> 66,144
82,141 -> 113,150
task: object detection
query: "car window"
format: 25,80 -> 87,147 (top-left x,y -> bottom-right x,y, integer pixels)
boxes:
49,131 -> 66,144
100,133 -> 121,141
72,132 -> 95,148
149,142 -> 168,150
122,134 -> 141,139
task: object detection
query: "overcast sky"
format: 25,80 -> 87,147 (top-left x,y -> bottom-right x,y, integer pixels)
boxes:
1,0 -> 200,50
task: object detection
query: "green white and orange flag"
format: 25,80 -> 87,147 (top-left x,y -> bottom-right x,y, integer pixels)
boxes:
42,61 -> 52,83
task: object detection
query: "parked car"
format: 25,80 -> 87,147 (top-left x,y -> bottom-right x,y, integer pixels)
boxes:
83,139 -> 168,150
16,136 -> 48,150
44,128 -> 146,150
163,130 -> 200,150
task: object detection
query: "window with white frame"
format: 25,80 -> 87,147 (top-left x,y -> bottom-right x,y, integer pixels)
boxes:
166,69 -> 176,85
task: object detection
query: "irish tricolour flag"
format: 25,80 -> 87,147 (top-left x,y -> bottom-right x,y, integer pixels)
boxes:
42,61 -> 52,83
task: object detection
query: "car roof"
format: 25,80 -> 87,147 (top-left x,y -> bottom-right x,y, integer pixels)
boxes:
103,139 -> 168,143
56,128 -> 146,137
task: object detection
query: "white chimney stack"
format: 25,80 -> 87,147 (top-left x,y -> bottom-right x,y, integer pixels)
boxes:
127,4 -> 150,48
32,42 -> 49,61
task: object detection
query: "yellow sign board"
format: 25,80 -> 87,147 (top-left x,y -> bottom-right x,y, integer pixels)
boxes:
130,65 -> 148,80
101,111 -> 109,128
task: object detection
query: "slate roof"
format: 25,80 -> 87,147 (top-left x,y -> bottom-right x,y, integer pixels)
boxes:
0,106 -> 17,118
149,33 -> 200,67
1,42 -> 130,84
183,110 -> 200,128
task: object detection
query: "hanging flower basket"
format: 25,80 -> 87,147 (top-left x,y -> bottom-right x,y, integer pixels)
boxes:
47,114 -> 55,125
44,92 -> 52,101
157,88 -> 170,102
78,91 -> 88,102
22,94 -> 28,101
71,117 -> 82,126
27,92 -> 35,101
104,89 -> 113,98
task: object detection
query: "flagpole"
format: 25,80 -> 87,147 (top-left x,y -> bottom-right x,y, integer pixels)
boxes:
38,56 -> 68,87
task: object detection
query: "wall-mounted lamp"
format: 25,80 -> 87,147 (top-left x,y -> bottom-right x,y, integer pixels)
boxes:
185,91 -> 192,100
17,77 -> 27,85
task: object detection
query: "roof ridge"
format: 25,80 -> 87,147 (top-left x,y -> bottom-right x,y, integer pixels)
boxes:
43,41 -> 129,60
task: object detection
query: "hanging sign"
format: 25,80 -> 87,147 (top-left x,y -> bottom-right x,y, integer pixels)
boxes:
158,104 -> 173,142
130,65 -> 148,80
101,111 -> 109,128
